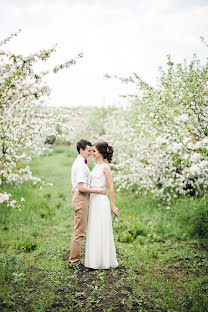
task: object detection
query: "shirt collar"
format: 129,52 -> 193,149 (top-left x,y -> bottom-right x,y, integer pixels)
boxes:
77,154 -> 85,163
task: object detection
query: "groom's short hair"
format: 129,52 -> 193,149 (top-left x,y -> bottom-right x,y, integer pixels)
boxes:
77,139 -> 92,153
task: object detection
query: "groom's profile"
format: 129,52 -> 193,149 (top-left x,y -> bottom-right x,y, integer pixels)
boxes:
69,139 -> 106,270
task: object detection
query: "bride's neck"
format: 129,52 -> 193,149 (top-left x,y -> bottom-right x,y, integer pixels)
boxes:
97,158 -> 105,165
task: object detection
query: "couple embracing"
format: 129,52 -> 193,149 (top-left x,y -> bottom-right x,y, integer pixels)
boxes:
69,139 -> 119,271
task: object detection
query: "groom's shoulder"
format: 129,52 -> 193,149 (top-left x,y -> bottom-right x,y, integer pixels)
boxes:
72,156 -> 84,168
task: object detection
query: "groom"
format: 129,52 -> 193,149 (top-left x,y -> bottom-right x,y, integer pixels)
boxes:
69,139 -> 106,270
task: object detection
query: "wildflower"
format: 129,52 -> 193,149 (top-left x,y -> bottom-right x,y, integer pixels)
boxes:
113,215 -> 122,224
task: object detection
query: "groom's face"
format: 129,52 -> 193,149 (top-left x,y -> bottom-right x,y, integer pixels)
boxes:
83,145 -> 92,159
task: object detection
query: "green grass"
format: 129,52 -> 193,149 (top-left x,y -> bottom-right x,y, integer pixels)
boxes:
0,144 -> 207,311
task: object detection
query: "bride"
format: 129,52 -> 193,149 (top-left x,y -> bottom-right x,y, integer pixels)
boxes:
85,141 -> 119,270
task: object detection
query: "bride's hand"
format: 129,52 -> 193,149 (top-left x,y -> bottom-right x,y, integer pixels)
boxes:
112,206 -> 119,216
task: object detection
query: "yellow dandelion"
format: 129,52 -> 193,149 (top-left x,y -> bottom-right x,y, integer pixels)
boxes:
129,216 -> 131,218
27,202 -> 30,204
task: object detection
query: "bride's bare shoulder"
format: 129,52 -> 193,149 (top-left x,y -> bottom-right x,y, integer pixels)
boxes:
103,163 -> 111,171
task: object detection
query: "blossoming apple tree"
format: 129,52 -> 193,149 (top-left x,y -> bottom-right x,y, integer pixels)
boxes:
92,41 -> 208,202
0,30 -> 83,208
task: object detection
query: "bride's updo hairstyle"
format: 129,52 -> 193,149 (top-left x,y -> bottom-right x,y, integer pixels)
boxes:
94,142 -> 114,163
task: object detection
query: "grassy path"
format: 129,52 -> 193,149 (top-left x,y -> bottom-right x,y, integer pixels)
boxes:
0,145 -> 207,311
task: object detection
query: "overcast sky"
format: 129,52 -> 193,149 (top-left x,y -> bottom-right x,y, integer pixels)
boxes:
1,0 -> 208,107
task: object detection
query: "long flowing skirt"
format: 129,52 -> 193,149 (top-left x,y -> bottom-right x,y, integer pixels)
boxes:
84,193 -> 118,269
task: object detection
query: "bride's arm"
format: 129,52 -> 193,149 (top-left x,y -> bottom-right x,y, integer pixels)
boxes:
103,165 -> 119,216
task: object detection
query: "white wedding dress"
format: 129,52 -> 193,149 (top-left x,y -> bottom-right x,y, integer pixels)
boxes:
84,163 -> 118,269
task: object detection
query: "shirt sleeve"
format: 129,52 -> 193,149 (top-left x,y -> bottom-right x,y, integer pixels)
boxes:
76,163 -> 86,183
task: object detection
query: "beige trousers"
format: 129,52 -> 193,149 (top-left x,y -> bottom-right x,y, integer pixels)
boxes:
69,191 -> 90,266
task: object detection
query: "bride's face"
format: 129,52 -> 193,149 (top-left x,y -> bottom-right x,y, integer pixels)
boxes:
92,145 -> 103,161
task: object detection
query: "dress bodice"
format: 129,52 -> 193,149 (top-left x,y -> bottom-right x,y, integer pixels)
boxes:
90,164 -> 106,188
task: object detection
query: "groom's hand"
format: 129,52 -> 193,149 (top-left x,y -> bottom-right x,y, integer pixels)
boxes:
99,187 -> 106,195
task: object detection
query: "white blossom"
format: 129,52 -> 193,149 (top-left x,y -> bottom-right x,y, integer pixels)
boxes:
0,193 -> 11,204
0,30 -> 82,208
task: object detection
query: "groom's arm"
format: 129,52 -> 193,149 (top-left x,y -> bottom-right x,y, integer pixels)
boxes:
77,182 -> 106,195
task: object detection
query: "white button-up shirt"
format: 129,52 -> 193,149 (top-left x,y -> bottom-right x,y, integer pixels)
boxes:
71,155 -> 90,190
